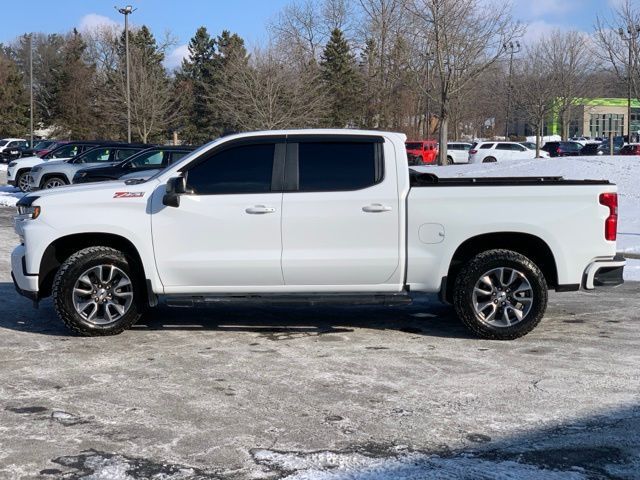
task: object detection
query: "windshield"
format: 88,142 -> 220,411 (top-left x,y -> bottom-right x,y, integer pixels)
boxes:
146,142 -> 213,182
33,140 -> 54,150
45,144 -> 84,159
128,150 -> 165,168
76,147 -> 112,163
406,143 -> 423,150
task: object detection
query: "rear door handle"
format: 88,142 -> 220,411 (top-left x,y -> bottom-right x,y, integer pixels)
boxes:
245,205 -> 276,214
362,204 -> 392,213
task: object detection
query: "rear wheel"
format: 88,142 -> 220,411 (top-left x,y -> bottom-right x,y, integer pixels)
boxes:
43,176 -> 67,189
53,247 -> 142,336
453,249 -> 548,340
16,171 -> 31,193
444,155 -> 454,165
482,156 -> 497,163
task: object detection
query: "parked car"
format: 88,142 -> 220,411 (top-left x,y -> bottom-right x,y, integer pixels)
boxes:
406,140 -> 438,165
541,141 -> 583,157
73,146 -> 196,184
519,142 -> 538,150
468,141 -> 549,164
20,140 -> 68,158
29,143 -> 150,190
0,138 -> 29,162
12,130 -> 624,340
618,144 -> 640,155
0,143 -> 31,162
7,141 -> 107,192
446,142 -> 473,164
597,136 -> 625,155
580,143 -> 600,156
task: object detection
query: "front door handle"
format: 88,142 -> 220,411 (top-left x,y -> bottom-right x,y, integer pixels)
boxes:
245,205 -> 276,214
362,204 -> 392,213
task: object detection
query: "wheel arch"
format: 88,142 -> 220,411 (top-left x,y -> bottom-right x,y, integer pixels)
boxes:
40,172 -> 70,187
442,232 -> 558,302
38,233 -> 147,299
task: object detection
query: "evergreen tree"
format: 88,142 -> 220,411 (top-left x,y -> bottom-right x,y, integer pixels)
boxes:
178,27 -> 218,143
320,28 -> 363,128
0,47 -> 29,136
55,29 -> 97,139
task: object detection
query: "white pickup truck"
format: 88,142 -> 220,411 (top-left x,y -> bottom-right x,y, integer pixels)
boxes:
11,130 -> 625,340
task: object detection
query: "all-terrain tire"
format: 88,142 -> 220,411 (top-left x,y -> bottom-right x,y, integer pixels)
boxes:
52,246 -> 142,336
452,249 -> 548,340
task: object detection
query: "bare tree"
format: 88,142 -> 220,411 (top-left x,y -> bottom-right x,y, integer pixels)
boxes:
543,30 -> 592,140
210,47 -> 327,131
595,0 -> 640,100
511,41 -> 557,157
406,0 -> 522,164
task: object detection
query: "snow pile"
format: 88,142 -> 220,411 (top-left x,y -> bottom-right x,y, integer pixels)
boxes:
419,155 -> 640,281
253,449 -> 587,479
0,185 -> 24,207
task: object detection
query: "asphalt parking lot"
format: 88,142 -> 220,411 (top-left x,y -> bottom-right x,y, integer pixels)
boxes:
0,204 -> 639,479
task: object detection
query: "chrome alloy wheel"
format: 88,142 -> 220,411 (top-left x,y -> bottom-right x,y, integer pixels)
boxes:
44,178 -> 64,188
72,265 -> 134,325
472,267 -> 534,327
18,174 -> 31,192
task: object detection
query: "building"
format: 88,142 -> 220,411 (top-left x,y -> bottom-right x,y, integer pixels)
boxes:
552,98 -> 640,139
510,98 -> 640,140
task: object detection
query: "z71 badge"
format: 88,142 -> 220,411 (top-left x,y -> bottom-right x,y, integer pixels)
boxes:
113,192 -> 145,198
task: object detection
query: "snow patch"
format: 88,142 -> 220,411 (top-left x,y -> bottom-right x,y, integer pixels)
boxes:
0,185 -> 24,207
253,449 -> 587,479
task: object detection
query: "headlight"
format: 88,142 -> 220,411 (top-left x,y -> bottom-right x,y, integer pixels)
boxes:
8,162 -> 17,167
16,196 -> 41,220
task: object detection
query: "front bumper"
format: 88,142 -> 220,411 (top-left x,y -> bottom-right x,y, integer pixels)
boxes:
582,254 -> 626,290
11,245 -> 39,301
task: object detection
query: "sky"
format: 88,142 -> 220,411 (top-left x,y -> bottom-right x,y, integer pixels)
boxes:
0,0 -> 629,69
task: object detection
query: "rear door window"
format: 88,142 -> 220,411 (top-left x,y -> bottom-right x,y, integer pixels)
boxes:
495,143 -> 512,150
297,142 -> 380,192
479,143 -> 494,149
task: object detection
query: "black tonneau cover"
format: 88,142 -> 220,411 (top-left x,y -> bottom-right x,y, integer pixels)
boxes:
409,170 -> 612,187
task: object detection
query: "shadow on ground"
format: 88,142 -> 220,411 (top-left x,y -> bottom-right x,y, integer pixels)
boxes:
0,282 -> 475,339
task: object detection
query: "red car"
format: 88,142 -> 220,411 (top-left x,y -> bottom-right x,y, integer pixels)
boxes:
406,140 -> 438,165
619,144 -> 640,155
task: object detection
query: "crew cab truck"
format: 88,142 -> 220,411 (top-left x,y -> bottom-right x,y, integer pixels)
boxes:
12,130 -> 625,340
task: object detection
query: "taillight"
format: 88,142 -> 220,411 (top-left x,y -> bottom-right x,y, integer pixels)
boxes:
469,149 -> 478,154
556,147 -> 561,154
599,193 -> 618,241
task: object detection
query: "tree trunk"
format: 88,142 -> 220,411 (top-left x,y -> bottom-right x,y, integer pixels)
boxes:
535,122 -> 542,158
438,115 -> 448,165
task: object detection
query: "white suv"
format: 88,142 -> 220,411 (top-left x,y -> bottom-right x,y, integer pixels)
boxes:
446,142 -> 473,164
469,141 -> 549,164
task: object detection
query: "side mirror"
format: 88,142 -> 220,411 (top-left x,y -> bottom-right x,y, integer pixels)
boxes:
162,176 -> 189,208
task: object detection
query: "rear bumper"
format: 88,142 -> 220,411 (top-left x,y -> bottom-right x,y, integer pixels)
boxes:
582,254 -> 626,290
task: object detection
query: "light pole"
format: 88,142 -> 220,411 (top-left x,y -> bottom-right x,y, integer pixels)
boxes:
117,5 -> 136,143
619,25 -> 640,142
28,33 -> 33,147
504,41 -> 521,140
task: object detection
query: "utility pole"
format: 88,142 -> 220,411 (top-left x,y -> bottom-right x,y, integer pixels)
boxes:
29,34 -> 33,147
619,25 -> 640,143
504,41 -> 521,140
117,5 -> 136,143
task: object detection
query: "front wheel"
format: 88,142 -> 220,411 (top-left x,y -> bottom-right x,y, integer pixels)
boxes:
16,171 -> 31,193
452,249 -> 548,340
52,247 -> 142,336
43,176 -> 67,189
